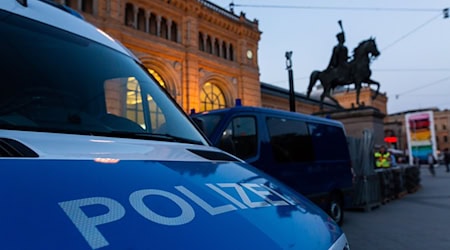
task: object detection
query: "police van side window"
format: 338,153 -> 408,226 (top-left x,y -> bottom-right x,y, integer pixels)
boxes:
266,117 -> 314,163
308,123 -> 349,161
219,116 -> 257,159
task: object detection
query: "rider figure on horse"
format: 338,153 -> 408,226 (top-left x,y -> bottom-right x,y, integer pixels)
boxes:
306,20 -> 380,110
328,20 -> 350,84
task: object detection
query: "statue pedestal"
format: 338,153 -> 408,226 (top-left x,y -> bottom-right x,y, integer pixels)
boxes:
314,107 -> 386,146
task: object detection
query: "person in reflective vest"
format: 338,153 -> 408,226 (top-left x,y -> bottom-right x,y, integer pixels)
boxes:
375,145 -> 391,168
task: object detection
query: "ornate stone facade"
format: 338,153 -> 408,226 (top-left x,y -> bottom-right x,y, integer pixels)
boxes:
58,0 -> 261,113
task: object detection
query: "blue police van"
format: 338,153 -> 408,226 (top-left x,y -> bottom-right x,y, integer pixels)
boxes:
0,0 -> 349,249
192,106 -> 355,225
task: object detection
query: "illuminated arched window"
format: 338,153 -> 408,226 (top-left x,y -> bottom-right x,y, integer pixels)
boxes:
124,77 -> 165,131
125,77 -> 145,126
200,82 -> 226,112
147,69 -> 166,89
147,69 -> 167,127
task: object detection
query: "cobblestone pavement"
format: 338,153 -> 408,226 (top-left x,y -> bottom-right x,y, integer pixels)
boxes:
342,165 -> 450,250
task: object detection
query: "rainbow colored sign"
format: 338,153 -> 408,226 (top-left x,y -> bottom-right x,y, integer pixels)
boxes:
405,111 -> 436,165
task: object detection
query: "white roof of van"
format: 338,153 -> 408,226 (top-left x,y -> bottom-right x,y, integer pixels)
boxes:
0,0 -> 132,57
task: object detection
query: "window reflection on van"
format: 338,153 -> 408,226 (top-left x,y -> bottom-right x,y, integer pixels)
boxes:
219,116 -> 257,159
104,77 -> 166,132
267,117 -> 314,163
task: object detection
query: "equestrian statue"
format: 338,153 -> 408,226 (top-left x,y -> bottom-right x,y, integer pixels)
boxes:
306,20 -> 381,110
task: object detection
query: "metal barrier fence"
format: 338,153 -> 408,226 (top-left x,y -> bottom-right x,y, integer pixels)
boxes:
375,165 -> 421,203
348,130 -> 421,211
351,173 -> 381,211
403,165 -> 421,193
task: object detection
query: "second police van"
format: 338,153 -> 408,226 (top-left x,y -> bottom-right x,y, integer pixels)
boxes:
192,105 -> 355,225
0,0 -> 350,249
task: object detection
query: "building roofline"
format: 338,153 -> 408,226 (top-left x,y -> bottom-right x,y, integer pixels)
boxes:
199,0 -> 258,27
260,82 -> 339,109
388,107 -> 440,116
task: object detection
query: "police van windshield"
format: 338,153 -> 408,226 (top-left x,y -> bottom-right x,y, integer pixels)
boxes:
0,10 -> 207,145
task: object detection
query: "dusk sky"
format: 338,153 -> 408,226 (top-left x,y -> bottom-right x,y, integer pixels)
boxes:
210,0 -> 450,114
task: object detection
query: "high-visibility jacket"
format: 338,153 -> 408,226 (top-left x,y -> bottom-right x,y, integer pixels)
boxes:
375,152 -> 391,168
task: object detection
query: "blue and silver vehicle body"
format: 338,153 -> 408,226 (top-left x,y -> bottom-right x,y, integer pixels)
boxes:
0,0 -> 349,249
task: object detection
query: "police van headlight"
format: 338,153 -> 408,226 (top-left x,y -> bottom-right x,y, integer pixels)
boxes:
329,233 -> 350,250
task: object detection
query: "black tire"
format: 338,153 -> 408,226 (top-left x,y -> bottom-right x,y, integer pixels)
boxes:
328,193 -> 344,226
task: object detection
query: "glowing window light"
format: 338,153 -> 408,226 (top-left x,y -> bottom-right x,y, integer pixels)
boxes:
199,82 -> 226,112
148,69 -> 165,88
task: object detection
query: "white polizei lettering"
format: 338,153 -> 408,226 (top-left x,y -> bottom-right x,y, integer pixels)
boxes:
206,183 -> 247,209
175,186 -> 237,215
59,182 -> 298,248
262,184 -> 297,206
129,189 -> 195,226
218,183 -> 270,208
58,197 -> 126,250
241,183 -> 290,206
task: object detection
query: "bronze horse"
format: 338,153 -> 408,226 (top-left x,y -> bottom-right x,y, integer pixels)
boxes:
307,38 -> 381,109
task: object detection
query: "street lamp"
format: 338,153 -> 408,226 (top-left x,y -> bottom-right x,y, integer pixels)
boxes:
285,51 -> 295,112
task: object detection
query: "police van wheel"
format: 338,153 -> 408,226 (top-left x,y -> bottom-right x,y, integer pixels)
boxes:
328,194 -> 344,226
